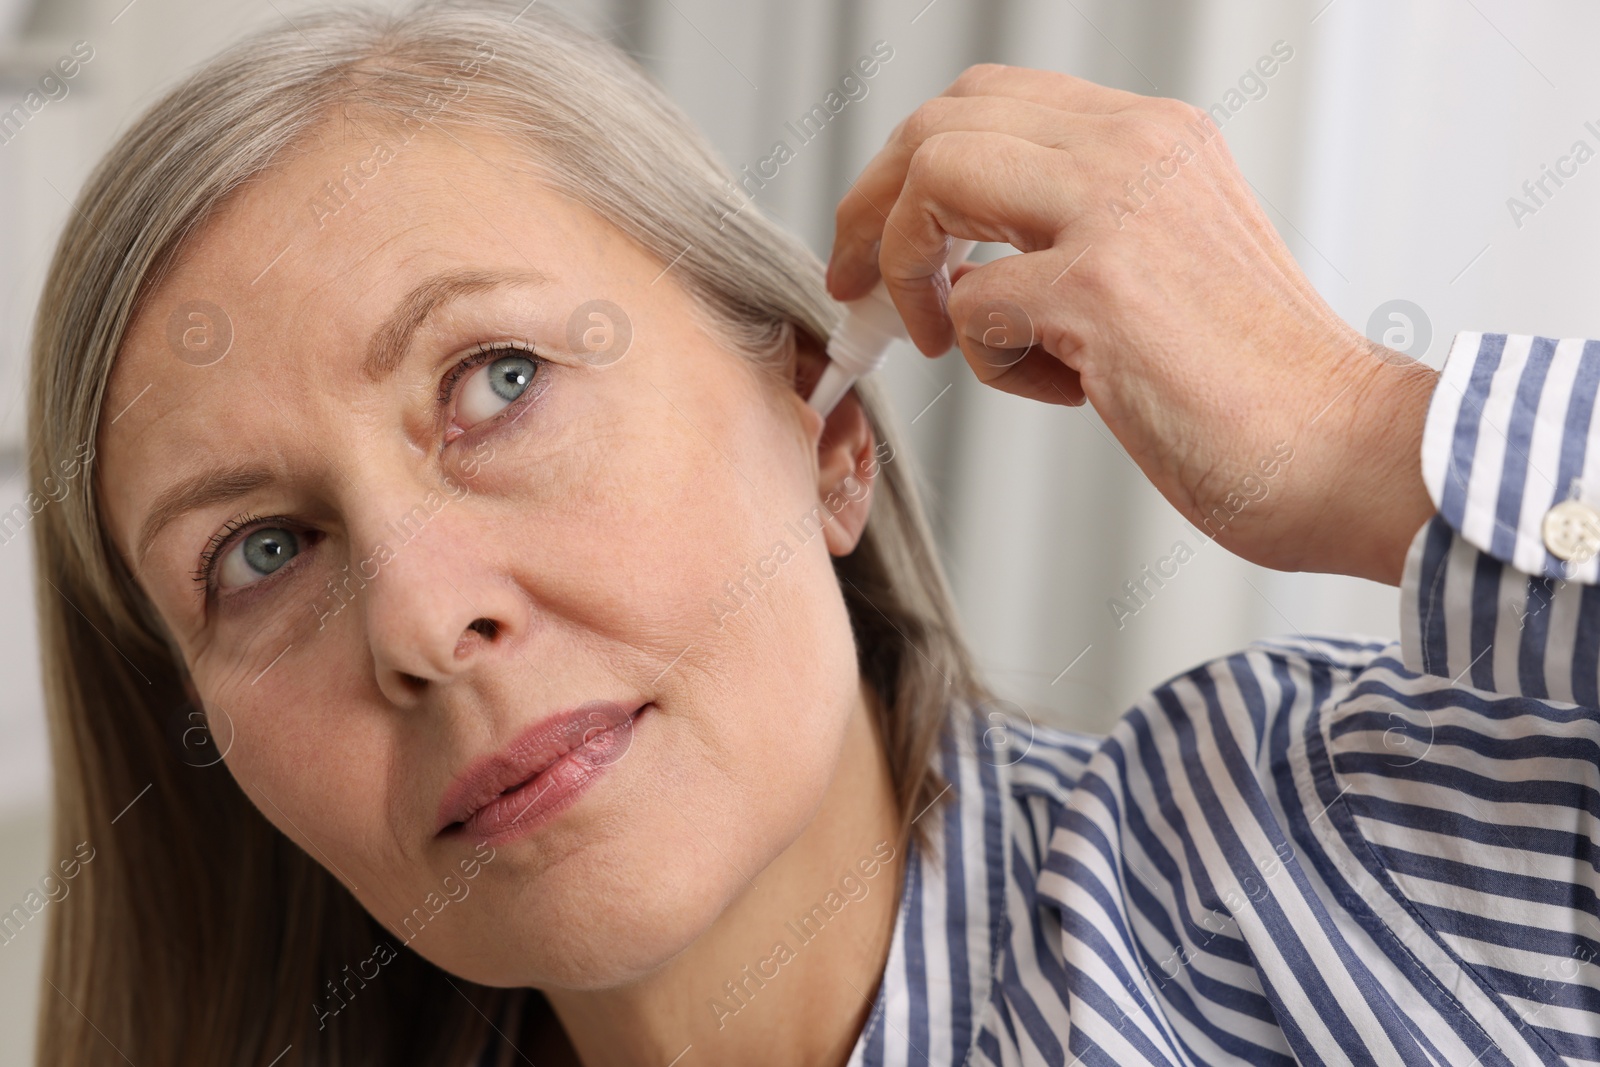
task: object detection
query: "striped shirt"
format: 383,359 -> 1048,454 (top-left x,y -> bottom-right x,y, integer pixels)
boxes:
477,331 -> 1600,1065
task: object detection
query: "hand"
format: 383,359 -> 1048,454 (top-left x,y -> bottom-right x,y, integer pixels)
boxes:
825,64 -> 1438,585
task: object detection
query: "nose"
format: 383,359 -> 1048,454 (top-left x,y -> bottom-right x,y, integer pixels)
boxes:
345,487 -> 527,708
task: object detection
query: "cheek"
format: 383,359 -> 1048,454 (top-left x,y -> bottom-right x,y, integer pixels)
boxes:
477,373 -> 837,679
206,662 -> 417,920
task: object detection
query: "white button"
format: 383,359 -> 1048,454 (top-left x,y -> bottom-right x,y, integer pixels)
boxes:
1542,499 -> 1600,562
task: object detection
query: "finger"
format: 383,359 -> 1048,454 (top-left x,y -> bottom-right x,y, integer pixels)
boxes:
947,251 -> 1088,404
946,250 -> 1086,402
876,131 -> 1082,355
939,63 -> 1147,116
947,255 -> 1088,406
962,345 -> 1087,406
830,96 -> 1105,299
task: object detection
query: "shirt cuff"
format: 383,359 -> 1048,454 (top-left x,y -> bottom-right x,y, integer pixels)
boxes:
1401,330 -> 1600,703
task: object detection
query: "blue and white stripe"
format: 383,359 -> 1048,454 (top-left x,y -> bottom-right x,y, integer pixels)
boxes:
845,638 -> 1598,1065
1408,331 -> 1600,705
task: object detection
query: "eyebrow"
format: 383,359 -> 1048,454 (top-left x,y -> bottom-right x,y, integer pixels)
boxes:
134,463 -> 279,570
361,266 -> 552,382
133,266 -> 552,567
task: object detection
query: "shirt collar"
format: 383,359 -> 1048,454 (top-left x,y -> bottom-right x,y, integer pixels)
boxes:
848,702 -> 1020,1066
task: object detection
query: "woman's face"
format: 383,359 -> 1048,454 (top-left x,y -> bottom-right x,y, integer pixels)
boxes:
96,118 -> 880,988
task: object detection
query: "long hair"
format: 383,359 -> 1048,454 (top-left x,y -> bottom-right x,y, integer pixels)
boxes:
26,0 -> 989,1061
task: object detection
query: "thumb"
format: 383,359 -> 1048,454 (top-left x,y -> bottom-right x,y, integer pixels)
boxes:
962,344 -> 1086,406
948,252 -> 1086,404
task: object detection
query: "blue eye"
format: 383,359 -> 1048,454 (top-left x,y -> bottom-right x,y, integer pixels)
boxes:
457,352 -> 539,427
216,526 -> 299,590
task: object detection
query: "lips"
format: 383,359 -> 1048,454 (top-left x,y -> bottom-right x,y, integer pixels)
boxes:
436,699 -> 645,841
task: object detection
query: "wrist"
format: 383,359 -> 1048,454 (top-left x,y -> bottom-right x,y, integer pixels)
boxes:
1315,338 -> 1438,584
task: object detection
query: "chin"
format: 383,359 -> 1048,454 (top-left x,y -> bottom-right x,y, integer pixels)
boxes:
426,784 -> 770,990
429,854 -> 744,990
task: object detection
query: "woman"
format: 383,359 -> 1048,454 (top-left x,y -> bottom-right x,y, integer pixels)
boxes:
25,0 -> 1596,1064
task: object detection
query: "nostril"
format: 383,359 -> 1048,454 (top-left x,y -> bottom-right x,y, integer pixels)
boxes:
399,672 -> 428,691
467,618 -> 499,641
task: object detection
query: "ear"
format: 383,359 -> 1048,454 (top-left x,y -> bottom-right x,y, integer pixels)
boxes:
791,329 -> 879,558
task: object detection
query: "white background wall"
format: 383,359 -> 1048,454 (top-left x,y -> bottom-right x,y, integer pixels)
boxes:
2,0 -> 1598,1058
